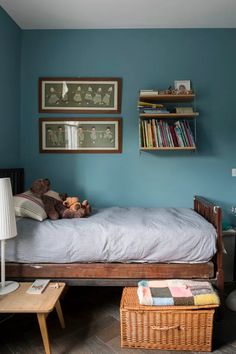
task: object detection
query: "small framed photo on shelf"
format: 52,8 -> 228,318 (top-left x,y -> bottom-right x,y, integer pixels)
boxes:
174,80 -> 191,94
39,118 -> 122,154
39,77 -> 122,113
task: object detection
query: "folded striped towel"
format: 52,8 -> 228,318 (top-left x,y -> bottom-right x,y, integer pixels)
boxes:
137,279 -> 220,306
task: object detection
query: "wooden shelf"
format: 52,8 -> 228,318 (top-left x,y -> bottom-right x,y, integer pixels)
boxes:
140,147 -> 196,151
140,93 -> 195,102
139,88 -> 197,152
140,113 -> 199,119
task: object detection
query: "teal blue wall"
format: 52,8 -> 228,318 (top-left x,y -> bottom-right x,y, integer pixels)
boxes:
19,29 -> 236,215
0,7 -> 21,166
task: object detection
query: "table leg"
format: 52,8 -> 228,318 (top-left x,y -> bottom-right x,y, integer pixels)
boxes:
55,300 -> 65,329
37,313 -> 51,354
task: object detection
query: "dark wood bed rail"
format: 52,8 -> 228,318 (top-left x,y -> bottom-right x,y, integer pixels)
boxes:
5,262 -> 214,281
194,195 -> 224,295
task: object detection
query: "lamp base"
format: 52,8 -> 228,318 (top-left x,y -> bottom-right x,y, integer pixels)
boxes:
0,281 -> 19,295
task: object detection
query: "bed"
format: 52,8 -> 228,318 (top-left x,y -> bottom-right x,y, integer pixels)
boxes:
1,168 -> 224,297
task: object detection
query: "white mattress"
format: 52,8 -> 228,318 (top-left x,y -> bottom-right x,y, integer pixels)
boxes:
6,207 -> 217,264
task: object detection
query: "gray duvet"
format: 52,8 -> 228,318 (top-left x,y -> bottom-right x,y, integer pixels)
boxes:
6,207 -> 217,264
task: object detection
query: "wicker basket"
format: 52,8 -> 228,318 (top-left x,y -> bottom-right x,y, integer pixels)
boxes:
120,287 -> 218,352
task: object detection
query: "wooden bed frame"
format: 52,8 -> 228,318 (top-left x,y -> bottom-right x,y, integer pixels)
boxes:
1,169 -> 224,295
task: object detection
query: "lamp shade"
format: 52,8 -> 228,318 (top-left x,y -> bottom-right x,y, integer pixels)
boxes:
0,178 -> 17,240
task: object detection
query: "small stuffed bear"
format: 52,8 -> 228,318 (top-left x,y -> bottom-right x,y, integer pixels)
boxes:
30,178 -> 90,220
63,197 -> 91,216
63,197 -> 81,211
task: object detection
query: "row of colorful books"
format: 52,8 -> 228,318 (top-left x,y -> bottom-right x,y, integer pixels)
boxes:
140,119 -> 196,148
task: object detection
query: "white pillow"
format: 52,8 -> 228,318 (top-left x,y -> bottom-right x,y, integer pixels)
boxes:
14,190 -> 47,221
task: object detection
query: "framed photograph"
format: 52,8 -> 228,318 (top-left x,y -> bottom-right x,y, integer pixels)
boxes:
39,118 -> 122,153
39,77 -> 122,113
174,80 -> 191,94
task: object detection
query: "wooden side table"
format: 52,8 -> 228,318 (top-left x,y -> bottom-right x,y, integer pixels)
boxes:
0,282 -> 65,354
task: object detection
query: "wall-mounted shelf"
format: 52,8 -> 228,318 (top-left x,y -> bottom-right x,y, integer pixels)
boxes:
139,90 -> 197,151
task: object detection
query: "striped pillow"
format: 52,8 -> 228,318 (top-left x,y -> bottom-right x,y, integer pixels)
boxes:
14,190 -> 47,221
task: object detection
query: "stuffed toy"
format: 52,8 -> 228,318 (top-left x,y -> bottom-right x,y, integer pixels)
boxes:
63,197 -> 81,211
30,178 -> 50,198
63,197 -> 91,216
30,178 -> 91,220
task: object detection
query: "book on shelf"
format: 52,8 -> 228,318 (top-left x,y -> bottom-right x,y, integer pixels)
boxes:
167,123 -> 174,147
151,121 -> 156,147
138,101 -> 164,108
139,122 -> 143,148
159,121 -> 167,147
183,120 -> 192,146
186,121 -> 195,147
152,119 -> 159,147
140,90 -> 158,94
144,122 -> 148,147
141,109 -> 170,114
145,121 -> 149,147
148,121 -> 153,147
163,122 -> 170,146
174,125 -> 184,147
175,107 -> 193,114
157,122 -> 163,147
141,121 -> 146,147
175,121 -> 188,146
170,125 -> 178,147
140,119 -> 196,149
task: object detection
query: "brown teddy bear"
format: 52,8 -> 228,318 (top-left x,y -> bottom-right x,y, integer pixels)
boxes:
30,178 -> 91,220
63,197 -> 91,216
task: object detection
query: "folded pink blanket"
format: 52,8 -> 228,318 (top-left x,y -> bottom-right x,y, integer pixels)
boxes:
137,279 -> 220,306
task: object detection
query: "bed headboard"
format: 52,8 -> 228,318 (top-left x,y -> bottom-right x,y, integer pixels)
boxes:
194,195 -> 222,230
194,195 -> 224,295
0,168 -> 24,195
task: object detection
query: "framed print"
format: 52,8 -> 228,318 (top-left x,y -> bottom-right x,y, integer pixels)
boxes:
39,77 -> 122,113
174,80 -> 191,94
39,118 -> 122,153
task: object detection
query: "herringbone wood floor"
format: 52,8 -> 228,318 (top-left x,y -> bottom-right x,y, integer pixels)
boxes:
0,286 -> 236,354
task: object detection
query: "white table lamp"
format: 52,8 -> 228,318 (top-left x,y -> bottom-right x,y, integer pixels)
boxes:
0,178 -> 19,295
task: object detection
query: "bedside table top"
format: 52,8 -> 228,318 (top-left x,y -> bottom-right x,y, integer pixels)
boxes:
222,228 -> 236,236
0,282 -> 65,314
